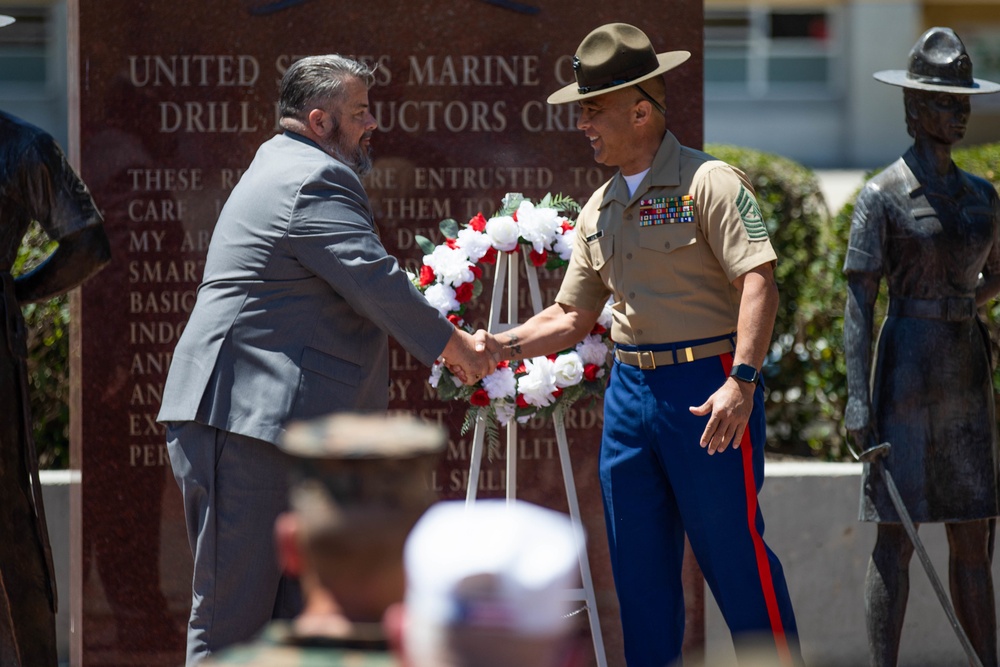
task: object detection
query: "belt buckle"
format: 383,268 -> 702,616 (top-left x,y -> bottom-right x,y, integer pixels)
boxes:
637,350 -> 656,370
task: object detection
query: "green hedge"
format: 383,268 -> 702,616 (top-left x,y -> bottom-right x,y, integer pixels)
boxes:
14,222 -> 70,469
707,144 -> 852,460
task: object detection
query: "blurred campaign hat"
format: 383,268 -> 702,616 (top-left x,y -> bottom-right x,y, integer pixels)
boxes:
281,412 -> 445,531
404,499 -> 583,636
548,22 -> 690,105
0,16 -> 14,27
874,26 -> 1000,95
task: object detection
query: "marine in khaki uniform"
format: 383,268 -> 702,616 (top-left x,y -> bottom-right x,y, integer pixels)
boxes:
204,412 -> 445,667
485,23 -> 801,667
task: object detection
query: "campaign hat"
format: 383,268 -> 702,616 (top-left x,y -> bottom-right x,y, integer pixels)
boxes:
281,412 -> 445,532
547,22 -> 690,105
873,26 -> 1000,95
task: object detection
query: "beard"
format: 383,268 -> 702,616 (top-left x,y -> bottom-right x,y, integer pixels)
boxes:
323,128 -> 374,177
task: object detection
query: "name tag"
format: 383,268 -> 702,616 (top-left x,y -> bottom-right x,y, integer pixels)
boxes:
638,195 -> 694,226
585,230 -> 605,242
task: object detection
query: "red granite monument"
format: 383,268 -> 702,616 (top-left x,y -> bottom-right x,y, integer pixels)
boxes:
70,1 -> 702,664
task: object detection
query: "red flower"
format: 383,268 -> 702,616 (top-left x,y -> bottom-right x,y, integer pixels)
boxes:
469,212 -> 488,232
470,389 -> 491,406
447,314 -> 464,327
445,238 -> 459,249
516,394 -> 529,408
546,354 -> 558,361
590,323 -> 607,335
512,210 -> 518,222
529,249 -> 548,267
584,363 -> 601,381
561,220 -> 574,233
454,282 -> 474,303
419,265 -> 436,286
514,362 -> 527,375
552,388 -> 564,399
470,265 -> 483,280
481,247 -> 498,264
496,360 -> 510,369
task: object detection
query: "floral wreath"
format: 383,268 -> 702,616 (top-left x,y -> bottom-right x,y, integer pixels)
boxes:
409,192 -> 613,452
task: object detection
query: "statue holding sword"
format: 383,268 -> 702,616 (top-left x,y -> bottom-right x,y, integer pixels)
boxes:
844,26 -> 1000,667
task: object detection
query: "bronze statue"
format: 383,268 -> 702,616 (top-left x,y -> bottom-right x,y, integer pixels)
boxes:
844,27 -> 1000,667
1,107 -> 110,665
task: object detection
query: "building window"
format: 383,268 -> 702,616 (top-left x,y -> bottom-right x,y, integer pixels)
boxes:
0,7 -> 50,87
705,7 -> 842,99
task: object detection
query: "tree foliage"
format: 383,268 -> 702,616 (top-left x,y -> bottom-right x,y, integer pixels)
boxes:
14,222 -> 70,469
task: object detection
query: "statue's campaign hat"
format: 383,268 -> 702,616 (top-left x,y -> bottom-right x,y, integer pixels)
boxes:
547,23 -> 690,105
0,16 -> 14,27
281,412 -> 445,531
874,26 -> 1000,95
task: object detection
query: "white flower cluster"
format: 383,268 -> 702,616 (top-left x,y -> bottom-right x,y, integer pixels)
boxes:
419,200 -> 576,318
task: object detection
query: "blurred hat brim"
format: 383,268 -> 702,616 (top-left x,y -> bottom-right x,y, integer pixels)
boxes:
547,51 -> 690,105
874,69 -> 1000,95
0,16 -> 15,28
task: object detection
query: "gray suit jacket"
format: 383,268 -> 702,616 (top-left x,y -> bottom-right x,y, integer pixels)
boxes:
158,131 -> 453,446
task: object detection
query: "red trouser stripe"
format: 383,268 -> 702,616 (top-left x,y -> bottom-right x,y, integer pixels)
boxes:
720,353 -> 792,666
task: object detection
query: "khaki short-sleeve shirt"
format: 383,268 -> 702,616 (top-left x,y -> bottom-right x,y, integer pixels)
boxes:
556,131 -> 776,345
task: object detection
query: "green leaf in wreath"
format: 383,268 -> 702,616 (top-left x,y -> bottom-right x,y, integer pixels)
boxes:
415,235 -> 436,256
439,218 -> 460,239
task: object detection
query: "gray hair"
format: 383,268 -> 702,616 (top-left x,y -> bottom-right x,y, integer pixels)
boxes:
279,54 -> 375,120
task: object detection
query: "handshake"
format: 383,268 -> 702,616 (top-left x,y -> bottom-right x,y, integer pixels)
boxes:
440,328 -> 507,385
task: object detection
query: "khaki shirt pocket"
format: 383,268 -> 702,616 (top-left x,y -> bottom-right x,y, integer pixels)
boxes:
638,223 -> 698,254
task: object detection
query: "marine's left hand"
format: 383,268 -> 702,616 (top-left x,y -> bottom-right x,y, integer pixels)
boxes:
689,377 -> 756,455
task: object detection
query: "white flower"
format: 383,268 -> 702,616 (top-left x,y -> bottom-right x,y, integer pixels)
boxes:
517,357 -> 558,407
553,227 -> 575,261
576,335 -> 609,367
424,283 -> 459,315
428,361 -> 443,388
552,351 -> 584,388
485,215 -> 520,252
455,227 -> 493,263
515,201 -> 562,253
482,365 -> 516,400
423,245 -> 474,287
494,402 -> 516,426
598,299 -> 614,330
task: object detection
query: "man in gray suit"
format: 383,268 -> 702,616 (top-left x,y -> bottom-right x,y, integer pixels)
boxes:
158,54 -> 492,666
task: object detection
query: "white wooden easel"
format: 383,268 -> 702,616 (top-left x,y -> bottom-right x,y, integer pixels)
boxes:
464,247 -> 608,667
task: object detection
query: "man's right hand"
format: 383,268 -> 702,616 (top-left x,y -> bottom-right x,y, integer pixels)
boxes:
440,329 -> 496,385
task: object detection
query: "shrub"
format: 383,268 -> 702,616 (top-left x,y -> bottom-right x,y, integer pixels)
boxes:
14,222 -> 70,469
954,142 -> 1000,395
706,144 -> 853,460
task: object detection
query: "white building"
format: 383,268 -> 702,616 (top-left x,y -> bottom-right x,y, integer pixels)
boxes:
705,0 -> 1000,168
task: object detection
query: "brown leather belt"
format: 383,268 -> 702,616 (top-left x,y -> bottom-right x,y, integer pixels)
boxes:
614,338 -> 735,370
888,296 -> 976,322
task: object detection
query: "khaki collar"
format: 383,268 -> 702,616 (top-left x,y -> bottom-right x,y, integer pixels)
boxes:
601,131 -> 682,208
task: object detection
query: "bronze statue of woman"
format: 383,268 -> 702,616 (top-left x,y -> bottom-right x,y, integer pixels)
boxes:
844,26 -> 1000,667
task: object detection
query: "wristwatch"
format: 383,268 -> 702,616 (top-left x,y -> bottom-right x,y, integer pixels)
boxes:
729,363 -> 760,384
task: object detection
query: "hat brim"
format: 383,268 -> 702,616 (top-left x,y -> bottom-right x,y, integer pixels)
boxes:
0,16 -> 14,28
546,50 -> 691,105
873,69 -> 1000,95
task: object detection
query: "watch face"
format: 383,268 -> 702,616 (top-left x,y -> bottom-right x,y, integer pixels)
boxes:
731,364 -> 758,383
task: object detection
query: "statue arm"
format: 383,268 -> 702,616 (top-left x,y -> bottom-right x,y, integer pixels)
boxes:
844,271 -> 879,454
14,225 -> 111,304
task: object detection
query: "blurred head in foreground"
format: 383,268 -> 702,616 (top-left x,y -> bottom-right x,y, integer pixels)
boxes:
391,499 -> 588,667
